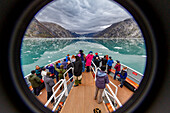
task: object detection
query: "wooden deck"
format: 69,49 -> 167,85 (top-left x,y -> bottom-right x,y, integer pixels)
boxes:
61,72 -> 108,113
35,71 -> 134,112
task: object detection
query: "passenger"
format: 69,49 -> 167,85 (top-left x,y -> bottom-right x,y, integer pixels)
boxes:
94,57 -> 101,68
61,59 -> 67,69
73,56 -> 83,87
54,62 -> 60,82
114,60 -> 121,80
106,55 -> 109,60
54,65 -> 66,90
65,54 -> 70,62
29,70 -> 42,96
44,72 -> 55,104
101,55 -> 108,67
107,57 -> 114,74
94,66 -> 109,104
35,65 -> 43,79
93,52 -> 100,60
79,50 -> 86,72
85,51 -> 94,72
67,61 -> 74,82
57,60 -> 61,66
70,55 -> 76,63
118,67 -> 128,88
41,67 -> 47,81
46,64 -> 55,79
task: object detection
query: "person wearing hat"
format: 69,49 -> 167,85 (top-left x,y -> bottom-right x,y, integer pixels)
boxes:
118,67 -> 128,88
85,51 -> 94,72
93,52 -> 100,61
65,54 -> 70,62
79,50 -> 86,72
44,72 -> 55,104
114,60 -> 121,80
107,56 -> 114,74
73,56 -> 83,87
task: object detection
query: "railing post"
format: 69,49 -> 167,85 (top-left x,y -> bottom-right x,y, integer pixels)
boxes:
102,89 -> 105,97
64,79 -> 68,96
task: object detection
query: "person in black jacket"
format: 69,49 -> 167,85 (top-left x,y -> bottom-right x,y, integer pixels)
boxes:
94,57 -> 101,67
67,61 -> 74,82
101,55 -> 107,67
73,56 -> 82,87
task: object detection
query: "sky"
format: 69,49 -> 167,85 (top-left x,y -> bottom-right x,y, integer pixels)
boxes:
35,0 -> 132,34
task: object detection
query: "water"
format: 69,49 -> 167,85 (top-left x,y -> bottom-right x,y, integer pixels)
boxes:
21,38 -> 147,76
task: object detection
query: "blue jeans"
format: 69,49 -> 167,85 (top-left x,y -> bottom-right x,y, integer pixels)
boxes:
68,73 -> 73,82
82,61 -> 85,72
114,71 -> 120,80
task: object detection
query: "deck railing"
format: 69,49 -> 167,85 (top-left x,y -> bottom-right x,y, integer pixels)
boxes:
91,61 -> 122,111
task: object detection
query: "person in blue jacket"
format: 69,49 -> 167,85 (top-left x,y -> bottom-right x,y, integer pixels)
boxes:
46,64 -> 55,79
65,54 -> 70,62
107,56 -> 114,74
119,67 -> 128,88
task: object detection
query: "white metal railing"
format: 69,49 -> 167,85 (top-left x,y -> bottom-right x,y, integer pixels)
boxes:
90,62 -> 121,111
45,79 -> 65,107
47,67 -> 74,112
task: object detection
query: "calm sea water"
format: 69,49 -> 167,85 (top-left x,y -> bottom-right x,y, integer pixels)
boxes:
21,38 -> 147,76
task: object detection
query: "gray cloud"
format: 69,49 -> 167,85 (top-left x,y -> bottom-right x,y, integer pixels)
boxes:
36,0 -> 132,34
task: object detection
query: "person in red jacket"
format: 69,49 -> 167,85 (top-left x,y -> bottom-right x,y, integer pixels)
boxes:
114,60 -> 121,80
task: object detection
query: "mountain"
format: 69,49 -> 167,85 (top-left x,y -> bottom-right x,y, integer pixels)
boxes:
25,18 -> 73,38
25,18 -> 142,38
93,18 -> 142,38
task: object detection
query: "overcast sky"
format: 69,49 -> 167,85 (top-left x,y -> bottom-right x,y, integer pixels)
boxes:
35,0 -> 132,34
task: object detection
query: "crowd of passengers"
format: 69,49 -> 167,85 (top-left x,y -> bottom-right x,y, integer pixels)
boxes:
28,50 -> 127,105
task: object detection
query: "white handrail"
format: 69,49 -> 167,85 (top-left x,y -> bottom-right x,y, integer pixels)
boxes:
63,67 -> 73,79
109,81 -> 118,96
44,79 -> 65,107
104,90 -> 116,111
52,88 -> 67,112
106,84 -> 122,107
52,79 -> 63,102
66,76 -> 74,83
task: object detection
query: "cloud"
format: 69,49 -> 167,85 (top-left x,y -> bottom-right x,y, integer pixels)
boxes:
36,0 -> 132,34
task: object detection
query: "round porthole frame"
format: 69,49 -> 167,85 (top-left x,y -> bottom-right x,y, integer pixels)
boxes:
7,0 -> 162,113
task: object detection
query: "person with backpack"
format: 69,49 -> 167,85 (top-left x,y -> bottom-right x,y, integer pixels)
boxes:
73,56 -> 83,87
118,67 -> 128,88
29,70 -> 42,96
107,57 -> 114,74
114,60 -> 121,80
54,65 -> 66,90
94,66 -> 109,104
44,72 -> 55,104
79,50 -> 86,72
